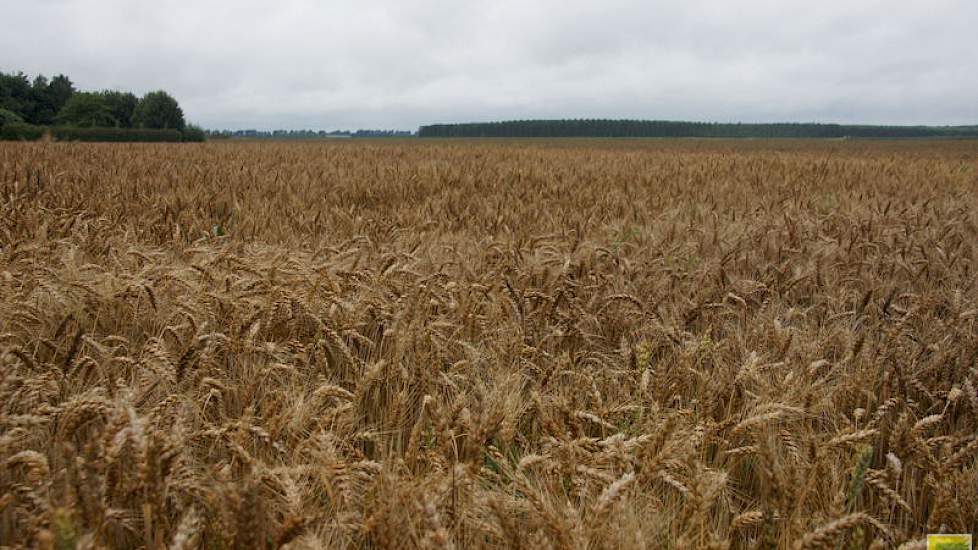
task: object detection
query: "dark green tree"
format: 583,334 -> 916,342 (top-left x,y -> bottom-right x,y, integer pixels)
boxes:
133,91 -> 185,130
57,92 -> 116,127
45,74 -> 75,115
0,72 -> 76,125
181,123 -> 206,142
0,108 -> 24,126
0,72 -> 34,120
29,75 -> 57,124
100,90 -> 138,127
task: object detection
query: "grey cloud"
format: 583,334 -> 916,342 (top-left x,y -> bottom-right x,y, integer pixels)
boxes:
2,0 -> 976,129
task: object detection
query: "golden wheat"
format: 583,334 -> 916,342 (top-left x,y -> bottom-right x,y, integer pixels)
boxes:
1,138 -> 977,548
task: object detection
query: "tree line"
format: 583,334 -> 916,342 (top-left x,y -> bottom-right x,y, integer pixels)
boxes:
418,119 -> 978,139
0,70 -> 203,141
208,129 -> 414,139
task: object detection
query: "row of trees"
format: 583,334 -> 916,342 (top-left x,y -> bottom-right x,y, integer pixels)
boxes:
207,129 -> 415,139
418,119 -> 978,139
1,70 -> 189,131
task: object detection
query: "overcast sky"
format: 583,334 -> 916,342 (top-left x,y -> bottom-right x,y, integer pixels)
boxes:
3,0 -> 977,130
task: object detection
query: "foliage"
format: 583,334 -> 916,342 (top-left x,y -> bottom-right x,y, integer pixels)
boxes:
133,90 -> 185,130
50,126 -> 184,142
57,92 -> 116,127
181,123 -> 207,142
0,108 -> 24,125
209,129 -> 413,139
0,122 -> 45,140
1,70 -> 191,137
0,71 -> 74,125
45,75 -> 75,115
0,71 -> 35,120
0,124 -> 184,142
419,119 -> 978,138
100,90 -> 138,128
1,139 -> 977,548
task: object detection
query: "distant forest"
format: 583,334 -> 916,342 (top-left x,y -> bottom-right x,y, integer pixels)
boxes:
208,129 -> 414,139
418,119 -> 978,139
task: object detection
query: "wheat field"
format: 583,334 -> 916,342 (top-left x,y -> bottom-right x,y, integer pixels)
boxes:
1,139 -> 977,549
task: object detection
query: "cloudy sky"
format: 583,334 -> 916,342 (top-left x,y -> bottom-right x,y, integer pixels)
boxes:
3,0 -> 977,130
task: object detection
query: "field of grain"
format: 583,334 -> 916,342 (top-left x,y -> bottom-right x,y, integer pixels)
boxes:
1,139 -> 977,549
